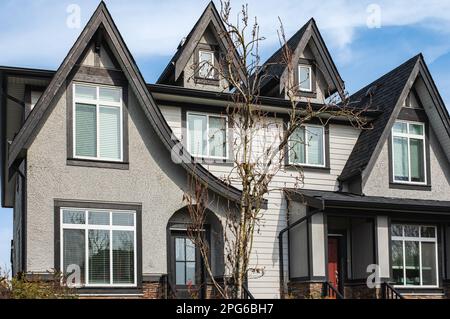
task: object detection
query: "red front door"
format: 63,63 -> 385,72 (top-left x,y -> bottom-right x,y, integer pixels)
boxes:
327,237 -> 340,293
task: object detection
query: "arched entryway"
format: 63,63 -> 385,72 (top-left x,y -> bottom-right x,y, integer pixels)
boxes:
167,207 -> 224,299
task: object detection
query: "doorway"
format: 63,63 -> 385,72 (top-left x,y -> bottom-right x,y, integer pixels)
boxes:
327,233 -> 346,297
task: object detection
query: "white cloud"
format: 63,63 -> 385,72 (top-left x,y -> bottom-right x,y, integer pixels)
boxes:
1,0 -> 450,69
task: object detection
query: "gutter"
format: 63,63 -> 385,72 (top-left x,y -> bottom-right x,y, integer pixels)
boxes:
278,203 -> 323,298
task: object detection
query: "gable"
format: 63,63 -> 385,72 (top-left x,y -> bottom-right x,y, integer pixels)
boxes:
340,54 -> 450,193
157,2 -> 245,90
5,1 -> 247,207
259,18 -> 344,101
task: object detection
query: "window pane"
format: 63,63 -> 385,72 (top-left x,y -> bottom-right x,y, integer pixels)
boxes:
405,241 -> 420,285
299,66 -> 311,91
391,240 -> 404,285
404,225 -> 419,237
63,210 -> 85,224
391,224 -> 403,237
99,106 -> 121,160
393,136 -> 409,181
186,239 -> 196,262
393,122 -> 407,134
209,116 -> 227,158
112,212 -> 134,226
421,226 -> 436,238
63,229 -> 85,285
409,124 -> 424,136
176,262 -> 185,285
31,91 -> 42,110
88,211 -> 110,225
421,242 -> 437,286
307,126 -> 324,165
290,127 -> 305,164
99,87 -> 121,103
199,51 -> 213,79
75,85 -> 97,100
75,103 -> 97,157
88,230 -> 110,284
175,238 -> 185,261
113,230 -> 135,284
188,114 -> 207,157
410,138 -> 425,183
186,262 -> 196,285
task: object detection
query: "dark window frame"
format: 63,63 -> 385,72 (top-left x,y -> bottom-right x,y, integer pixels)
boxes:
388,109 -> 431,191
54,199 -> 143,290
294,58 -> 317,98
284,118 -> 331,173
194,43 -> 220,86
66,66 -> 129,170
180,105 -> 234,165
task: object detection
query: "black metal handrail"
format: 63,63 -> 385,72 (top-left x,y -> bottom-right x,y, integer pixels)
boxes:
381,282 -> 404,299
243,284 -> 255,299
322,282 -> 344,299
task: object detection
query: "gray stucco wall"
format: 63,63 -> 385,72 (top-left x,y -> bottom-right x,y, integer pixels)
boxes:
363,126 -> 450,200
25,83 -> 204,275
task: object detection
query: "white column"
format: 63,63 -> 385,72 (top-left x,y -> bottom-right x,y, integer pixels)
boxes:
376,216 -> 391,279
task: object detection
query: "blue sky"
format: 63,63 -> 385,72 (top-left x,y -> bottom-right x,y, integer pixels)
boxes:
1,0 -> 450,270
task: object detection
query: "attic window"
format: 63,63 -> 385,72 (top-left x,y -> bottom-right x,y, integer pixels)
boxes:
198,50 -> 215,79
299,64 -> 312,92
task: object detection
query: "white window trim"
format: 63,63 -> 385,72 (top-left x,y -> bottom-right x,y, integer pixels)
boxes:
288,124 -> 326,168
391,120 -> 427,185
60,208 -> 137,288
186,111 -> 229,160
198,50 -> 215,79
392,224 -> 439,289
298,64 -> 312,92
73,83 -> 124,162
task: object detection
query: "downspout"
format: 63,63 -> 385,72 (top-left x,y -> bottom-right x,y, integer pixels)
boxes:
278,206 -> 323,299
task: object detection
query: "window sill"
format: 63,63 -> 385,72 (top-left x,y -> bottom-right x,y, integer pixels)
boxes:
389,182 -> 431,191
194,77 -> 220,86
67,158 -> 129,170
285,164 -> 330,173
76,287 -> 142,295
395,287 -> 444,295
297,90 -> 317,99
192,157 -> 234,166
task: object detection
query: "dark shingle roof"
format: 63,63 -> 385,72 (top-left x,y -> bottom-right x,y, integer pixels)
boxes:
286,189 -> 450,213
258,20 -> 311,90
338,54 -> 421,181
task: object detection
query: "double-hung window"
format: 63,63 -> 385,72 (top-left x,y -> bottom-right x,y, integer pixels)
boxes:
61,208 -> 137,287
391,224 -> 438,287
187,112 -> 228,159
392,121 -> 426,184
73,84 -> 123,162
289,124 -> 325,167
198,50 -> 215,79
299,64 -> 312,92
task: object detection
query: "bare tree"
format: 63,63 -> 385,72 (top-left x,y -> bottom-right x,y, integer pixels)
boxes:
183,0 -> 371,299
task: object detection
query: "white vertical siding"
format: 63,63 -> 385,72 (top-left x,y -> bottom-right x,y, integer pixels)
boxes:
160,106 -> 361,298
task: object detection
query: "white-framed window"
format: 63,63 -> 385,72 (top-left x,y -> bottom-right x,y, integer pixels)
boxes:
391,121 -> 426,184
60,208 -> 137,287
391,224 -> 438,288
288,124 -> 325,167
73,83 -> 123,162
186,112 -> 228,159
198,50 -> 215,79
298,64 -> 312,92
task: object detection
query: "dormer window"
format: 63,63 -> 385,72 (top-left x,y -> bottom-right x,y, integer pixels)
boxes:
198,50 -> 215,79
299,64 -> 312,92
392,121 -> 426,184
